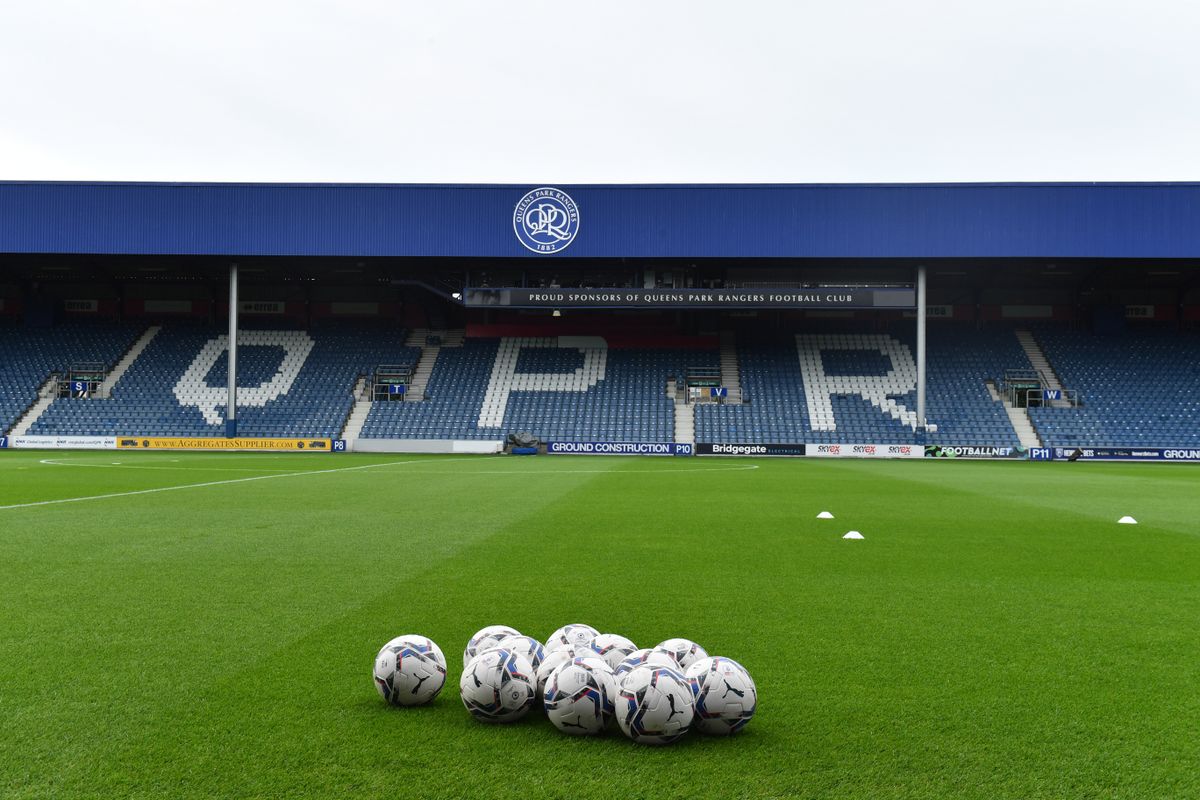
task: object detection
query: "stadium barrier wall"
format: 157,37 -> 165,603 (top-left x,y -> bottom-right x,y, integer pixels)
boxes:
696,443 -> 808,456
1050,446 -> 1200,462
545,441 -> 693,456
115,437 -> 332,452
924,445 -> 1022,459
352,439 -> 504,454
8,435 -> 117,450
810,443 -> 923,459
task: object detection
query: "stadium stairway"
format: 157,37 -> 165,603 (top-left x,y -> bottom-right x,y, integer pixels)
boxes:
8,376 -> 59,436
673,396 -> 696,445
404,328 -> 465,402
1014,329 -> 1072,409
718,331 -> 744,404
96,325 -> 160,398
339,376 -> 372,448
1003,404 -> 1043,448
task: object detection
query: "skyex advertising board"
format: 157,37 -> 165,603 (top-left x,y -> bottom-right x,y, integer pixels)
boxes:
808,443 -> 923,459
546,441 -> 693,456
1052,446 -> 1200,462
924,445 -> 1021,459
7,435 -> 116,450
116,437 -> 332,451
696,443 -> 807,456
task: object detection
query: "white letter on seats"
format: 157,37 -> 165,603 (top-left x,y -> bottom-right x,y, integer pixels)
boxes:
478,337 -> 608,428
174,331 -> 315,425
796,334 -> 920,431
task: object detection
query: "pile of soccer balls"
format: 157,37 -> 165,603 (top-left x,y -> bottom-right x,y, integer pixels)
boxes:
373,623 -> 757,745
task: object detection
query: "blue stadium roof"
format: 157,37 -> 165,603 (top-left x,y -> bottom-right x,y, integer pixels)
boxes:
1,181 -> 1199,259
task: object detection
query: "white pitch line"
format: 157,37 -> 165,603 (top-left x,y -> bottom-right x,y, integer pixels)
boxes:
411,466 -> 761,475
0,458 -> 436,511
2,457 -> 758,511
38,458 -> 338,473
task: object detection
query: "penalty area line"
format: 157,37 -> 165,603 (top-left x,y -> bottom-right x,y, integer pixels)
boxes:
0,457 -> 475,511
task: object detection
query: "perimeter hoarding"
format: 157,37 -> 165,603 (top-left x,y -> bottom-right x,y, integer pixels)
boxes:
1051,446 -> 1200,461
924,445 -> 1022,459
8,435 -> 116,450
697,443 -> 807,456
809,443 -> 923,459
546,441 -> 693,456
116,437 -> 332,451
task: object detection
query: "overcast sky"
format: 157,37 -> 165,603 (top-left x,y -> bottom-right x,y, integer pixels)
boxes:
2,0 -> 1198,184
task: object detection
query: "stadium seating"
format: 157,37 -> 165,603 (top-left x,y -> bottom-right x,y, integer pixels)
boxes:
360,337 -> 718,441
695,327 -> 1023,446
11,319 -> 1199,451
1028,326 -> 1200,448
0,321 -> 142,435
29,324 -> 418,439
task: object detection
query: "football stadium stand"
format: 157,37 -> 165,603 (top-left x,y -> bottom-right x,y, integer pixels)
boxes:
26,324 -> 418,439
0,321 -> 143,436
4,319 -> 1199,452
695,327 -> 1024,446
359,338 -> 718,442
1028,327 -> 1200,448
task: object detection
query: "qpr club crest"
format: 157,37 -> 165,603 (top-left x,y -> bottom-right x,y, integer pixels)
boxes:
513,187 -> 580,253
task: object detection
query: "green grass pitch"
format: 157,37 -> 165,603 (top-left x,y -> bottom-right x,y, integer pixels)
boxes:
1,450 -> 1198,799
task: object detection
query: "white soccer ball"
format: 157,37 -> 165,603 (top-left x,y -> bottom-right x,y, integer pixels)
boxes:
686,656 -> 757,735
591,633 -> 638,670
613,647 -> 677,681
484,634 -> 545,674
615,664 -> 694,745
655,638 -> 709,670
543,656 -> 617,735
536,645 -> 591,697
373,635 -> 448,707
545,623 -> 599,654
463,624 -> 521,667
460,647 -> 537,723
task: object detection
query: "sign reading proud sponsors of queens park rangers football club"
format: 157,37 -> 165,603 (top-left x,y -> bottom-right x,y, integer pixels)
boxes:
463,287 -> 916,309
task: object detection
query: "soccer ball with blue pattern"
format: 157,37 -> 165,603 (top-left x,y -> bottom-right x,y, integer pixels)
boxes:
615,664 -> 694,745
460,647 -> 537,723
463,624 -> 520,667
543,656 -> 617,735
591,633 -> 638,670
655,638 -> 709,671
613,648 -> 676,681
373,635 -> 448,707
685,657 -> 757,735
484,634 -> 545,675
535,643 -> 602,698
545,623 -> 599,655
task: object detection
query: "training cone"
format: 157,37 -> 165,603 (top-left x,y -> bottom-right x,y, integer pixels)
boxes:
816,511 -> 834,519
1118,516 -> 1138,525
843,531 -> 864,540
